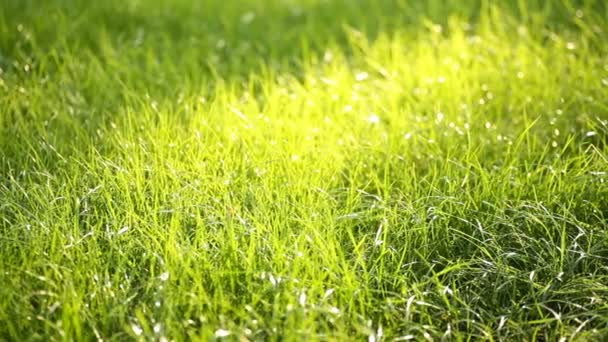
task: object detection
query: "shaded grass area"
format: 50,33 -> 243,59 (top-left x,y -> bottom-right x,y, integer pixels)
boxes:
1,0 -> 608,340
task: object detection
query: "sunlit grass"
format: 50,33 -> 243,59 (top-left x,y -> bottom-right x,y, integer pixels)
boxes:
1,0 -> 607,340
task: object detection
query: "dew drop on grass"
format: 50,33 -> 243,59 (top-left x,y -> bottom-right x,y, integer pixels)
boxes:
498,316 -> 507,330
215,329 -> 231,338
368,114 -> 380,124
436,112 -> 444,123
131,323 -> 143,336
159,272 -> 169,282
355,72 -> 369,82
268,273 -> 280,287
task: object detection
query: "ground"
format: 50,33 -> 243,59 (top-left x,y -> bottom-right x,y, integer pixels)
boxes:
1,0 -> 607,340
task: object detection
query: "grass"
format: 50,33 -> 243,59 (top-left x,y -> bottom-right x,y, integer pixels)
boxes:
1,0 -> 607,340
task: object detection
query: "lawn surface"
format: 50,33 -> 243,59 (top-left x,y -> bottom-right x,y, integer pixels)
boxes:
1,0 -> 608,340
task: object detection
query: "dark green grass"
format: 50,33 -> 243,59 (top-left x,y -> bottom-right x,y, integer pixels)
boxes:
1,0 -> 608,340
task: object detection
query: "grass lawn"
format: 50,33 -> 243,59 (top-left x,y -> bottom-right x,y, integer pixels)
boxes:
1,0 -> 608,340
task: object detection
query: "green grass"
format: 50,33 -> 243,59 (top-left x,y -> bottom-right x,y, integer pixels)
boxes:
1,0 -> 608,340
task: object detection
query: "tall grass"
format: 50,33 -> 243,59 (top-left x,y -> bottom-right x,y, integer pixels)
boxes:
1,0 -> 607,340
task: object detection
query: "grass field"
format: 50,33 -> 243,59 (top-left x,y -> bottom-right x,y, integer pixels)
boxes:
1,0 -> 607,340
